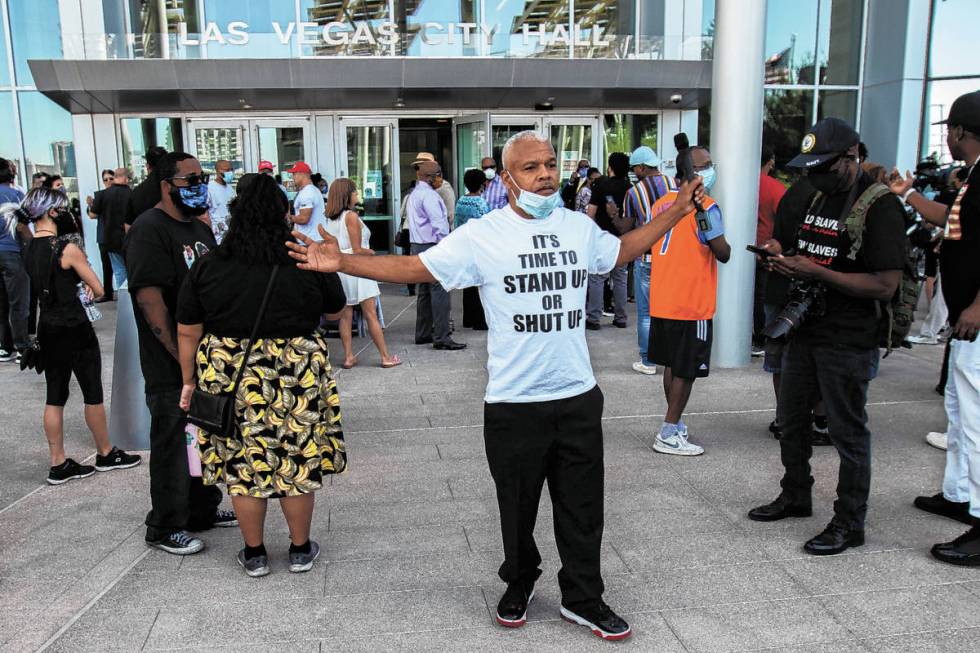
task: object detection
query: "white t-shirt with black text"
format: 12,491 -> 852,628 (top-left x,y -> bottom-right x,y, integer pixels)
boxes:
293,183 -> 326,241
419,204 -> 621,403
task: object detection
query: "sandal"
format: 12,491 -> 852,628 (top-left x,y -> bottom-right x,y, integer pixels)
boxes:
381,355 -> 402,369
342,357 -> 358,370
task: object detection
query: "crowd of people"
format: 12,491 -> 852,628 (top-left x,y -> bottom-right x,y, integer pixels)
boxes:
0,90 -> 978,643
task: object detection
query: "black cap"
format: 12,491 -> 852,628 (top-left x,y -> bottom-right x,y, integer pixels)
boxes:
787,117 -> 860,169
933,90 -> 980,132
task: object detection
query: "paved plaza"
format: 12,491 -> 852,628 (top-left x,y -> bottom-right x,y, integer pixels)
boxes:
1,286 -> 978,652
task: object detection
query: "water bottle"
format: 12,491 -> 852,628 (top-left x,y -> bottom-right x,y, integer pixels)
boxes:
186,423 -> 202,477
77,283 -> 102,322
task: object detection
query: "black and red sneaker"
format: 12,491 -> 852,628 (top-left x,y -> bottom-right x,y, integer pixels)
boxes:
495,581 -> 535,628
560,601 -> 632,641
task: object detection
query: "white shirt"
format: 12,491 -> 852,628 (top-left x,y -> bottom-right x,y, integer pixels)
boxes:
206,180 -> 235,243
419,204 -> 621,403
293,183 -> 326,241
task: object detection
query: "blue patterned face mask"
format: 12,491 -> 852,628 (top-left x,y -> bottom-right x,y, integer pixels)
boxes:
170,183 -> 209,216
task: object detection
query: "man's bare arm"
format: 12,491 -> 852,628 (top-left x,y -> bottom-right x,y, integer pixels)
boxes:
616,188 -> 700,266
338,254 -> 436,284
135,286 -> 179,360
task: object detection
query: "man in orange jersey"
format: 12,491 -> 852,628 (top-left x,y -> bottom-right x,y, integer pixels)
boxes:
648,146 -> 730,456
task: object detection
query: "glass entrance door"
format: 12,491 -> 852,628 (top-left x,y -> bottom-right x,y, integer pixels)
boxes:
544,117 -> 599,183
454,113 -> 490,179
252,118 -> 313,194
186,118 -> 314,194
490,117 -> 542,166
335,118 -> 399,253
187,120 -> 250,182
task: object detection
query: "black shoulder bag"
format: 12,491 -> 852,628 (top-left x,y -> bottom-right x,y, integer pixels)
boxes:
187,265 -> 279,437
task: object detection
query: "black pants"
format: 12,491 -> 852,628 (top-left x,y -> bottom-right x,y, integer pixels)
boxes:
144,389 -> 222,541
462,287 -> 487,330
98,243 -> 114,297
778,340 -> 878,530
753,264 -> 767,345
484,386 -> 605,610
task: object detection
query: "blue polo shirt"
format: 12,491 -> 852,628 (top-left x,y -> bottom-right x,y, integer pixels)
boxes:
0,184 -> 24,253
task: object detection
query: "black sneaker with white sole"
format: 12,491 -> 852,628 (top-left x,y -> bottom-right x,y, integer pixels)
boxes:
288,540 -> 320,573
47,458 -> 95,485
95,447 -> 142,472
496,581 -> 535,628
560,601 -> 632,641
213,508 -> 239,528
237,549 -> 271,577
146,530 -> 204,555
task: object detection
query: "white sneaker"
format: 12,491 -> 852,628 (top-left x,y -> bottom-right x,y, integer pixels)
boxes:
631,361 -> 658,375
908,335 -> 940,345
653,431 -> 704,456
0,349 -> 15,363
926,431 -> 948,451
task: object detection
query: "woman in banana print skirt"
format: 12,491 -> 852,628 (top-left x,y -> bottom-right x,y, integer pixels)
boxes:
177,174 -> 347,577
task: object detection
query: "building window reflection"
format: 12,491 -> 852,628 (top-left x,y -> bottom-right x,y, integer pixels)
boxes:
603,114 -> 658,159
764,89 -> 814,174
9,0 -> 64,85
119,118 -> 183,183
18,92 -> 77,194
301,0 -> 393,57
817,0 -> 863,86
573,1 -> 635,59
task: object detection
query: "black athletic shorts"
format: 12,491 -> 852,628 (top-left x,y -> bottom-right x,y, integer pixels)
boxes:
649,317 -> 712,379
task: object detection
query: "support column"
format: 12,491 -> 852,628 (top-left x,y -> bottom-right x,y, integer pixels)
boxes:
711,0 -> 767,368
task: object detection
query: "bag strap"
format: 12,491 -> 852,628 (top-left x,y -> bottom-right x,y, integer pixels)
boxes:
844,182 -> 891,261
229,265 -> 279,400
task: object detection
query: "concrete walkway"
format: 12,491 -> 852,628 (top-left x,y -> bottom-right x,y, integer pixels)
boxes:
1,285 -> 977,652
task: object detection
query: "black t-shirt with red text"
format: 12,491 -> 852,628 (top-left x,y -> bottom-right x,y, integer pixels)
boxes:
775,173 -> 907,349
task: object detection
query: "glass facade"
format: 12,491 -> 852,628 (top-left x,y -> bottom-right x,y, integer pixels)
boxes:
98,0 -> 712,60
923,0 -> 980,163
762,0 -> 865,172
119,117 -> 184,183
0,1 -> 77,193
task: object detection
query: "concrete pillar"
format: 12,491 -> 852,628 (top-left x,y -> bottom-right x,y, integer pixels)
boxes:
711,0 -> 767,368
860,0 -> 931,171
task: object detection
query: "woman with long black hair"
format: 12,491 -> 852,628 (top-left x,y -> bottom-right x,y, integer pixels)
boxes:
3,187 -> 141,484
177,173 -> 347,578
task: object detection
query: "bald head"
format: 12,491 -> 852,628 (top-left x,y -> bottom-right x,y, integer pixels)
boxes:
114,167 -> 129,183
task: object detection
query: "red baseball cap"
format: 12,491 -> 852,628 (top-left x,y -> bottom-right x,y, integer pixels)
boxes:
258,160 -> 274,172
286,161 -> 312,174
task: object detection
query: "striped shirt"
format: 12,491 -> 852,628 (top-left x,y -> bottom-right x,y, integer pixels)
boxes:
624,174 -> 674,227
482,176 -> 509,211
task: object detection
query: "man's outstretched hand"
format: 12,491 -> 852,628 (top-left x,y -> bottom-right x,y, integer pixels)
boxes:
287,225 -> 342,273
675,175 -> 705,214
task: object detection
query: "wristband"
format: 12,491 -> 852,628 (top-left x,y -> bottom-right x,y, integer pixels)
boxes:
901,188 -> 915,204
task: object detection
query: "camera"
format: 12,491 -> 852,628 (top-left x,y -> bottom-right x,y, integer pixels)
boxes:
764,280 -> 826,339
670,93 -> 683,104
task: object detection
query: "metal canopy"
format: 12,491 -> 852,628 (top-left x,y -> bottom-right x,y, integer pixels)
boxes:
29,58 -> 711,114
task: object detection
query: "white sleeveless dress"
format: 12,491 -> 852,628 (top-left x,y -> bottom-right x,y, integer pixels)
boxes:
324,212 -> 381,305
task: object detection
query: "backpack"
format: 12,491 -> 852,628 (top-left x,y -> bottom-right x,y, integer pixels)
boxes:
808,182 -> 918,355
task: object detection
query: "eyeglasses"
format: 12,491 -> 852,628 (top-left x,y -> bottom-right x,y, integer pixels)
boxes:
809,154 -> 857,174
692,162 -> 715,173
167,173 -> 210,187
482,165 -> 496,170
102,177 -> 114,182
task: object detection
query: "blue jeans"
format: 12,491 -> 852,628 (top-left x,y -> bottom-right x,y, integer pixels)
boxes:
634,259 -> 652,365
108,251 -> 127,289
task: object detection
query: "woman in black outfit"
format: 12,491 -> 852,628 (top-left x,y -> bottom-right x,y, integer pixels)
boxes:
10,188 -> 141,485
177,174 -> 347,578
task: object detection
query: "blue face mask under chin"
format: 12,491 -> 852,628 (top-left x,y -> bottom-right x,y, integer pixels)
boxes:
508,177 -> 562,219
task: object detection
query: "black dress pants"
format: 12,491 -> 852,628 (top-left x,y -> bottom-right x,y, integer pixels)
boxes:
98,243 -> 114,297
144,389 -> 222,541
484,385 -> 605,610
778,340 -> 878,530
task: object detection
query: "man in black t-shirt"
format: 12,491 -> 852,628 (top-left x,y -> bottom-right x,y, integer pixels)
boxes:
125,152 -> 230,556
748,119 -> 907,556
585,153 -> 632,329
893,91 -> 980,566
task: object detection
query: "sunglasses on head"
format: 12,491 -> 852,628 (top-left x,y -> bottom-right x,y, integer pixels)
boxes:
167,173 -> 210,186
